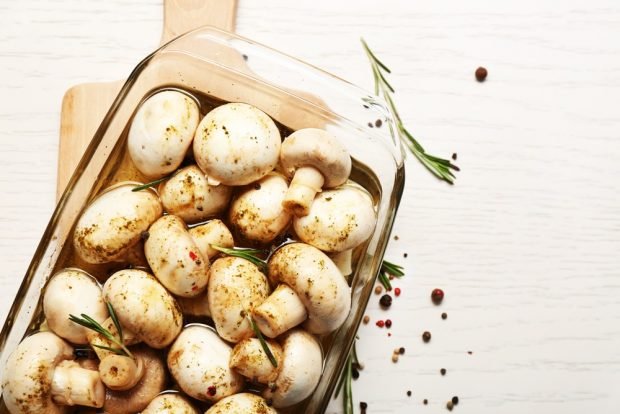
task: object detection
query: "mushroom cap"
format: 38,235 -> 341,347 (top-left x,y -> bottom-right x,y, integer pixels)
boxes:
208,257 -> 271,343
230,338 -> 283,384
280,128 -> 351,187
103,269 -> 183,348
73,182 -> 162,264
2,331 -> 73,414
167,325 -> 243,403
159,165 -> 232,224
229,174 -> 292,244
43,268 -> 107,344
141,393 -> 200,414
128,90 -> 200,178
267,243 -> 351,335
103,347 -> 166,414
188,219 -> 234,261
293,185 -> 376,253
144,215 -> 210,297
263,329 -> 323,408
193,103 -> 281,186
205,393 -> 278,414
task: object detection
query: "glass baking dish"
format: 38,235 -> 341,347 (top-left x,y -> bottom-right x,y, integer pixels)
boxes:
0,27 -> 404,413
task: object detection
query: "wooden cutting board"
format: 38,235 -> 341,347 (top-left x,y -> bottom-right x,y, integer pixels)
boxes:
56,0 -> 238,200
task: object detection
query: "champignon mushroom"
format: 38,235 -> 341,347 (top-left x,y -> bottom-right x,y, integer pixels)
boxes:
208,257 -> 270,342
73,182 -> 162,264
188,219 -> 234,261
103,347 -> 166,414
103,269 -> 182,348
144,215 -> 210,297
205,393 -> 278,414
228,173 -> 292,244
2,331 -> 105,413
293,184 -> 375,253
98,354 -> 144,391
142,393 -> 200,414
43,268 -> 108,344
193,103 -> 281,186
263,329 -> 323,408
167,325 -> 243,403
159,165 -> 232,224
280,128 -> 351,216
87,317 -> 140,361
230,337 -> 283,383
252,243 -> 351,337
127,90 -> 200,178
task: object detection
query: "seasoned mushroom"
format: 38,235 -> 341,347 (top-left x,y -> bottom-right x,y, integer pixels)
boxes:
142,393 -> 199,414
253,243 -> 351,337
205,393 -> 278,414
208,257 -> 270,342
188,219 -> 234,261
98,354 -> 144,391
230,338 -> 283,383
263,330 -> 323,408
193,103 -> 281,186
43,268 -> 107,344
144,215 -> 210,297
2,332 -> 105,413
280,128 -> 351,216
159,165 -> 232,224
168,325 -> 243,403
103,347 -> 166,414
128,90 -> 200,178
87,317 -> 140,361
293,185 -> 375,253
229,173 -> 292,244
103,269 -> 182,348
73,182 -> 162,264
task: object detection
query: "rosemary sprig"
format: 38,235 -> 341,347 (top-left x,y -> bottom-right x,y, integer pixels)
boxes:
211,245 -> 268,272
69,303 -> 133,359
131,175 -> 170,192
378,259 -> 405,291
248,316 -> 278,368
362,38 -> 460,184
335,342 -> 360,414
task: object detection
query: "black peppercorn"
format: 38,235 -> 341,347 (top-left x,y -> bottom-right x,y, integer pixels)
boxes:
360,401 -> 368,409
441,312 -> 448,320
407,390 -> 412,397
379,294 -> 393,308
422,331 -> 431,343
440,368 -> 447,376
423,399 -> 428,405
352,367 -> 360,379
375,119 -> 383,128
399,347 -> 405,355
452,396 -> 459,405
475,66 -> 488,82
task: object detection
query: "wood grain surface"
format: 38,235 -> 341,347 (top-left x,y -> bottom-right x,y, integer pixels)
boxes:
2,1 -> 620,413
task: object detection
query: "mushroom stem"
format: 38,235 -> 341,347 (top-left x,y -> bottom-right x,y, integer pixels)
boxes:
99,354 -> 145,391
282,166 -> 324,216
253,285 -> 308,338
330,249 -> 353,276
51,360 -> 105,408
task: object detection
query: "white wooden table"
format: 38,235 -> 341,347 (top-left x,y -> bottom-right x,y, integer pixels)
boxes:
2,1 -> 620,413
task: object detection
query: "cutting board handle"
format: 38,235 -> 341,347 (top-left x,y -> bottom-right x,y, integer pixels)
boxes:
160,0 -> 238,45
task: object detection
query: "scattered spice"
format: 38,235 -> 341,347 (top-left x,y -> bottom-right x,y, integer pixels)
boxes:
424,399 -> 428,405
207,385 -> 217,396
385,319 -> 392,328
407,390 -> 412,397
379,294 -> 393,308
440,368 -> 447,376
388,332 -> 392,337
475,66 -> 488,82
431,288 -> 444,305
242,54 -> 248,61
452,153 -> 458,161
376,320 -> 385,328
352,367 -> 360,380
375,119 -> 383,128
140,230 -> 150,241
374,285 -> 383,295
452,396 -> 459,405
394,235 -> 399,241
360,401 -> 368,411
422,331 -> 431,343
447,401 -> 454,411
363,315 -> 370,324
441,312 -> 448,320
391,354 -> 399,363
467,351 -> 473,355
394,287 -> 401,297
403,252 -> 408,258
189,251 -> 198,261
399,347 -> 406,355
367,122 -> 374,128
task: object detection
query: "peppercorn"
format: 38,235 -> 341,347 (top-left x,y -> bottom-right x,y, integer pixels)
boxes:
352,367 -> 360,379
447,401 -> 454,411
407,390 -> 412,397
475,66 -> 488,82
440,368 -> 446,376
431,288 -> 444,305
363,315 -> 370,324
452,396 -> 459,405
367,122 -> 374,128
140,230 -> 150,241
375,119 -> 383,128
403,252 -> 408,258
423,399 -> 428,405
422,331 -> 431,343
375,285 -> 383,295
254,183 -> 261,190
385,319 -> 392,328
399,347 -> 405,355
452,152 -> 458,161
394,287 -> 401,297
376,320 -> 385,328
441,312 -> 448,320
379,294 -> 392,308
392,354 -> 399,363
360,402 -> 368,409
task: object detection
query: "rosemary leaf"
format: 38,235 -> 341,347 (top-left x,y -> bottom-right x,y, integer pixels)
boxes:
92,344 -> 126,356
69,305 -> 133,359
211,245 -> 268,272
107,302 -> 123,343
131,176 -> 170,192
248,316 -> 278,368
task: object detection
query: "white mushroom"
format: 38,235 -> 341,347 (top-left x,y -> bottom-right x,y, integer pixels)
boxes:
73,182 -> 162,264
280,128 -> 351,216
144,215 -> 210,297
293,184 -> 376,253
43,268 -> 108,344
230,338 -> 283,383
98,354 -> 144,391
128,90 -> 200,178
167,325 -> 243,403
263,329 -> 323,408
228,173 -> 292,244
205,393 -> 278,414
208,257 -> 270,342
142,393 -> 200,414
188,219 -> 234,261
87,317 -> 140,361
159,165 -> 232,224
103,347 -> 166,414
193,103 -> 281,186
2,332 -> 105,413
103,269 -> 183,348
252,243 -> 351,337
